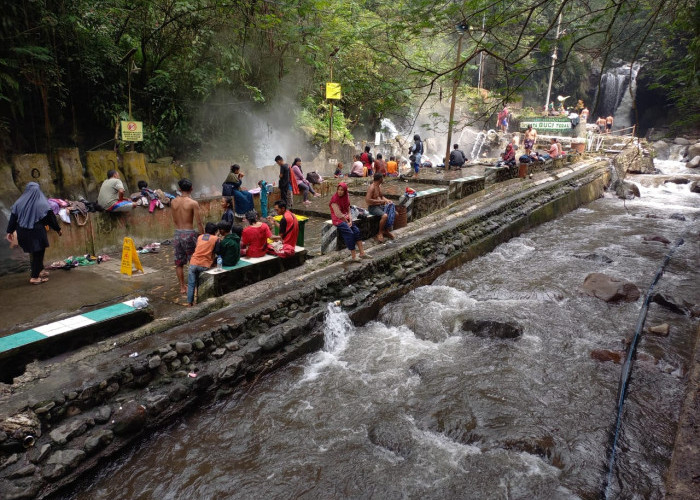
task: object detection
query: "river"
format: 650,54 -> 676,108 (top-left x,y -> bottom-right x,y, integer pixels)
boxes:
68,162 -> 698,499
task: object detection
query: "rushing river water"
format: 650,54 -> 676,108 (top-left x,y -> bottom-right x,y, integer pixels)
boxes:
70,162 -> 698,500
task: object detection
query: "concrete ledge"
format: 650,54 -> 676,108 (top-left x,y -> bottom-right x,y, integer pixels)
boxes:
197,247 -> 308,300
0,300 -> 154,381
449,176 -> 485,199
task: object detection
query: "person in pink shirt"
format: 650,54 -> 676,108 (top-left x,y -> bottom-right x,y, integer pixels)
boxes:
290,158 -> 319,205
549,138 -> 562,158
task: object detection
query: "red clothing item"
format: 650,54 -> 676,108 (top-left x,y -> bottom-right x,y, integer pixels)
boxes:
280,210 -> 299,248
190,234 -> 219,268
360,152 -> 371,168
241,223 -> 271,257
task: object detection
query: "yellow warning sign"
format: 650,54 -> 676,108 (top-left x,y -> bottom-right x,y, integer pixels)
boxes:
120,237 -> 144,276
325,82 -> 342,100
120,121 -> 144,142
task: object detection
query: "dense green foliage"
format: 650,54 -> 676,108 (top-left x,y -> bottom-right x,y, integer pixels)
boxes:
0,0 -> 696,161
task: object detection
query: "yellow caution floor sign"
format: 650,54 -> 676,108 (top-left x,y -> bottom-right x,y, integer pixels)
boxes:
120,237 -> 144,276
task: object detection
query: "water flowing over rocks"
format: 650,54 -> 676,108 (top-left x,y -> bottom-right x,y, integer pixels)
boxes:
688,156 -> 700,168
7,156 -> 694,498
582,273 -> 641,303
461,319 -> 523,339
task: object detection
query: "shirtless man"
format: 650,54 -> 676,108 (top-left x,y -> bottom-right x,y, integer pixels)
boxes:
523,125 -> 537,155
171,178 -> 204,294
605,115 -> 614,134
365,173 -> 394,243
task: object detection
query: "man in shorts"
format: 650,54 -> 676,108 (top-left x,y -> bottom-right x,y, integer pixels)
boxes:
523,125 -> 537,156
365,173 -> 394,243
171,178 -> 203,294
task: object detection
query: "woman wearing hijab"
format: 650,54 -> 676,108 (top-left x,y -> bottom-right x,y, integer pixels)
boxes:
6,182 -> 62,284
329,183 -> 370,261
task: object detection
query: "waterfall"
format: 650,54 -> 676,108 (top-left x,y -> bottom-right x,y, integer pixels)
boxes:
323,303 -> 353,353
612,63 -> 640,132
471,132 -> 486,159
380,118 -> 401,141
594,62 -> 640,131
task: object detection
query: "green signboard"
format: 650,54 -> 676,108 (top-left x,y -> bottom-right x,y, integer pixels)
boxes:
520,118 -> 571,130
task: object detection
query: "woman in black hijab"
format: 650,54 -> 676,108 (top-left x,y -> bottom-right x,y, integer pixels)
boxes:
5,182 -> 62,284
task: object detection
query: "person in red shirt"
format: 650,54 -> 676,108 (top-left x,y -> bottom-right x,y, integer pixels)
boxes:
268,200 -> 298,257
241,210 -> 271,258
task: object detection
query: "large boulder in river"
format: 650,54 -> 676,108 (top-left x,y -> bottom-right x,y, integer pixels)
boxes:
687,155 -> 700,168
687,142 -> 700,159
674,137 -> 691,145
690,181 -> 700,194
462,319 -> 523,339
582,273 -> 640,303
652,140 -> 670,160
611,179 -> 640,199
368,415 -> 415,458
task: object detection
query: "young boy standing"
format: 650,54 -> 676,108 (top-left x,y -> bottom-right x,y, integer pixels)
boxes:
186,222 -> 220,306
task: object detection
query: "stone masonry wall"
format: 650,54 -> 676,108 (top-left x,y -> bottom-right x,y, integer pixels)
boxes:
0,162 -> 610,499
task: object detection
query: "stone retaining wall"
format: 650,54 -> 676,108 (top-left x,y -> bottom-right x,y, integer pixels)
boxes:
0,162 -> 610,499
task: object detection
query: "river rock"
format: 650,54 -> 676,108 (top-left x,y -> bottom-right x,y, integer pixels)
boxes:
175,342 -> 193,354
218,356 -> 243,381
652,293 -> 688,315
573,253 -> 613,264
652,141 -> 670,160
49,419 -> 88,445
648,323 -> 670,336
590,349 -> 624,364
0,477 -> 41,499
669,213 -> 686,221
674,137 -> 691,145
7,463 -> 37,479
111,400 -> 147,436
664,178 -> 690,185
368,417 -> 415,458
258,331 -> 283,351
687,155 -> 700,168
643,235 -> 670,245
148,355 -> 161,369
582,273 -> 640,303
83,429 -> 113,455
688,142 -> 700,159
43,449 -> 85,479
0,412 -> 41,441
690,181 -> 700,193
425,404 -> 477,445
617,180 -> 640,199
93,406 -> 112,424
462,319 -> 523,339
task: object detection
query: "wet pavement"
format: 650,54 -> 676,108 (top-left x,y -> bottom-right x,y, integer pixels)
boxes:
0,162 -> 498,339
0,245 -> 187,338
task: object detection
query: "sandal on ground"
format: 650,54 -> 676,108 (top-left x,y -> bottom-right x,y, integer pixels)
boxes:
39,270 -> 49,278
30,277 -> 48,285
359,254 -> 373,260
